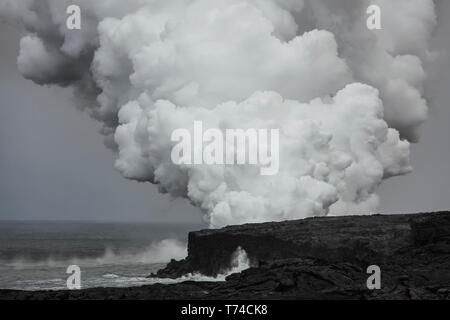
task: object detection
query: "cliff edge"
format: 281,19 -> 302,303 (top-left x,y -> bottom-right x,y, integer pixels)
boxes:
2,211 -> 450,299
153,211 -> 450,279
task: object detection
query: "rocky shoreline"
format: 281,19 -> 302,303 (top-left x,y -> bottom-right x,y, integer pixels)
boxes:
1,211 -> 450,300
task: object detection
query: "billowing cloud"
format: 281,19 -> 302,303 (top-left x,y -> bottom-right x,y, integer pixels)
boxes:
0,0 -> 436,227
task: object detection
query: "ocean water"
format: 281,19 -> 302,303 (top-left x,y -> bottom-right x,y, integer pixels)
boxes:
0,221 -> 205,291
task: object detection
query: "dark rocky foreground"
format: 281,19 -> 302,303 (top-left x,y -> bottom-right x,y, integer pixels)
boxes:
2,211 -> 450,300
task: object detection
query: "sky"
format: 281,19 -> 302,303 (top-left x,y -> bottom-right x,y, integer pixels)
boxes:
377,0 -> 450,214
0,24 -> 204,223
0,1 -> 449,223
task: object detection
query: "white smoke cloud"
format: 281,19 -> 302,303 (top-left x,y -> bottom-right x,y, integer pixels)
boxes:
0,0 -> 436,227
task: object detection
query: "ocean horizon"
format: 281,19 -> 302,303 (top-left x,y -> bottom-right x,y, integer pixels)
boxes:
0,220 -> 205,290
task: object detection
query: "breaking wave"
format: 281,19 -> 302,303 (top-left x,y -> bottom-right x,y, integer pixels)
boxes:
1,239 -> 187,268
168,246 -> 251,282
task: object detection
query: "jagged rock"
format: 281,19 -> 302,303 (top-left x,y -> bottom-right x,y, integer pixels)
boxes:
153,211 -> 450,278
2,211 -> 450,299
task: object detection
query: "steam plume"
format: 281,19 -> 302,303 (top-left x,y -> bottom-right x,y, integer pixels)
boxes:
0,0 -> 437,227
